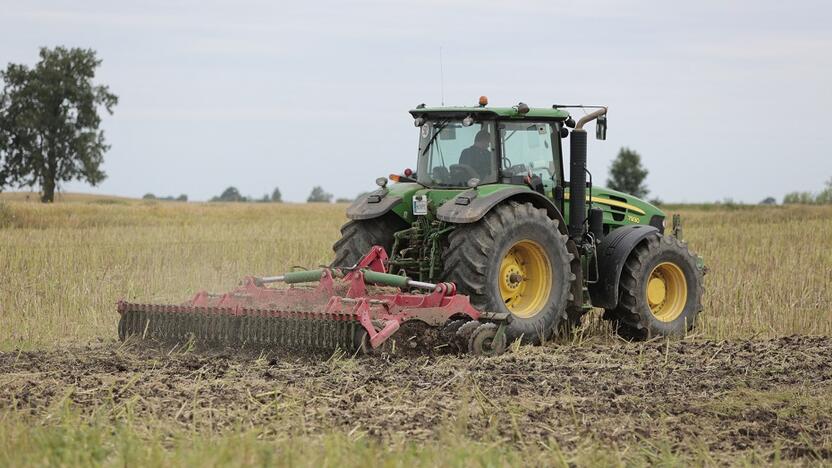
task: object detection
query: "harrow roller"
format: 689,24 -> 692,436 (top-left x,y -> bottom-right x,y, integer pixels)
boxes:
117,247 -> 509,355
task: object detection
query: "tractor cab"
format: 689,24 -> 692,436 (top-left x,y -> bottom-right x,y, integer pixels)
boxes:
410,102 -> 569,195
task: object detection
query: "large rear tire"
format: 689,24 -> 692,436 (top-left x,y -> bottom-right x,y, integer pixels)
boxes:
442,202 -> 574,344
331,213 -> 408,268
607,233 -> 704,340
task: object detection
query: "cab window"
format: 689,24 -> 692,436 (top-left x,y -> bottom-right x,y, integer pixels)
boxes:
499,122 -> 559,181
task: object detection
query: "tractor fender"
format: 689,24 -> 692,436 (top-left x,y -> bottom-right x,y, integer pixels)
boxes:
436,187 -> 568,235
345,190 -> 403,221
588,224 -> 660,309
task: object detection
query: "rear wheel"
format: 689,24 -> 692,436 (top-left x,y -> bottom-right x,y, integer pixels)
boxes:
607,233 -> 704,339
332,213 -> 408,268
442,202 -> 574,344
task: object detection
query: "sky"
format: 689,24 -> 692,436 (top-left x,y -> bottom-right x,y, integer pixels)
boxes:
1,0 -> 830,203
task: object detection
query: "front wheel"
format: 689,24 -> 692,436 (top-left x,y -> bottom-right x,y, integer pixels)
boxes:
607,233 -> 704,339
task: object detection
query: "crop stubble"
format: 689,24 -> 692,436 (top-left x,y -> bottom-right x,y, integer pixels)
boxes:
1,199 -> 831,463
2,336 -> 831,461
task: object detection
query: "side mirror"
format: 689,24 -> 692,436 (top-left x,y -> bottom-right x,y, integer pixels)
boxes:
596,115 -> 607,140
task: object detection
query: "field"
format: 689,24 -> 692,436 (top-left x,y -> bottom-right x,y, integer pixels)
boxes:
1,196 -> 831,466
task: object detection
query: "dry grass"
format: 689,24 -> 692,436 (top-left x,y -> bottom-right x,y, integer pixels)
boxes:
671,205 -> 832,338
0,200 -> 346,349
1,199 -> 830,349
0,190 -> 137,204
1,197 -> 831,466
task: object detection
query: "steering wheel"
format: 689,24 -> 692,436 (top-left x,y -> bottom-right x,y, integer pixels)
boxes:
504,164 -> 529,177
502,156 -> 513,169
431,166 -> 450,184
449,164 -> 479,184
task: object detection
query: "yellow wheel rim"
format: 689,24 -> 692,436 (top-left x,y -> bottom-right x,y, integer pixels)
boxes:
646,262 -> 688,322
499,240 -> 552,318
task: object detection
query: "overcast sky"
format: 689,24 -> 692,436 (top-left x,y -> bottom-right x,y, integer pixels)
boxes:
1,0 -> 830,202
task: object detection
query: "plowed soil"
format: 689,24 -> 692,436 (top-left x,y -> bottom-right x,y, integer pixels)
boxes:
2,336 -> 831,461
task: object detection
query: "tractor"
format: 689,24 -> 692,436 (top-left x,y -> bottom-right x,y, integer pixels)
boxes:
117,98 -> 704,355
333,98 -> 704,343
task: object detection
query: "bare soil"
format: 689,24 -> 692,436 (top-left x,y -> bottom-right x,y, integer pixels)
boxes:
1,336 -> 831,461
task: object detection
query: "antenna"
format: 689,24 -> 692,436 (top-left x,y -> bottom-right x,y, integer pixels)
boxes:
439,46 -> 445,106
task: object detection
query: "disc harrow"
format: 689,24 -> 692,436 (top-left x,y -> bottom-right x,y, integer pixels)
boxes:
117,247 -> 509,355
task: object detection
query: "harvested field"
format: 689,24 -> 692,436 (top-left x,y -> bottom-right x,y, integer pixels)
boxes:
2,337 -> 831,464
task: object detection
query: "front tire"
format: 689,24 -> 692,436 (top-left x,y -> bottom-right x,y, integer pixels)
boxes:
607,233 -> 704,339
442,202 -> 574,344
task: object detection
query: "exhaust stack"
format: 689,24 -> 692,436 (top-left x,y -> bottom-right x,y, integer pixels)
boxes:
568,129 -> 588,241
567,107 -> 607,243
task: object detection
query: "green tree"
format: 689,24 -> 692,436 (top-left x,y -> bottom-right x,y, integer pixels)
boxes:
0,47 -> 117,202
607,147 -> 649,199
271,187 -> 282,203
783,191 -> 814,205
307,186 -> 332,203
212,186 -> 243,202
816,177 -> 832,204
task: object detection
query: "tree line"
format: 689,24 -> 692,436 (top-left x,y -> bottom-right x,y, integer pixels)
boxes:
782,178 -> 832,205
207,186 -> 354,203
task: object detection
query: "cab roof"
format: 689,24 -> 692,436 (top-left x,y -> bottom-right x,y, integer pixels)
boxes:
408,105 -> 570,121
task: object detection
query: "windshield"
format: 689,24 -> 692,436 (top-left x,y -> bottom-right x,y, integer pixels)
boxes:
416,120 -> 498,187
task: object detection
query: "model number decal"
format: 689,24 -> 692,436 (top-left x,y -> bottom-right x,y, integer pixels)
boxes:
628,215 -> 641,223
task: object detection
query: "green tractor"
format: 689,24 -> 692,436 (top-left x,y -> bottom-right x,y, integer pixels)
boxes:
334,98 -> 705,342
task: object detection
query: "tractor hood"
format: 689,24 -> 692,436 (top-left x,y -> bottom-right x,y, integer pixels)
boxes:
566,186 -> 666,232
346,181 -> 666,232
347,182 -> 514,223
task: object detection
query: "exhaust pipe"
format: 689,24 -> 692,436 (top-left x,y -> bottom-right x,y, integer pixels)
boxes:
568,129 -> 588,241
568,108 -> 607,243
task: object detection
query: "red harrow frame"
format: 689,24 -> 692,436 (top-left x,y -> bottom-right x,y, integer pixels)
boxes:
118,247 -> 509,355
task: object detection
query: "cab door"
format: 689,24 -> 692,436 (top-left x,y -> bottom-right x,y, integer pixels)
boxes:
498,121 -> 562,200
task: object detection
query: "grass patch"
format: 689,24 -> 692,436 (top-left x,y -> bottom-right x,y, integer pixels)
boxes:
0,409 -> 792,467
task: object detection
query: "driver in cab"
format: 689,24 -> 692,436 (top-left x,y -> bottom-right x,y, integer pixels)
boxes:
459,130 -> 493,181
